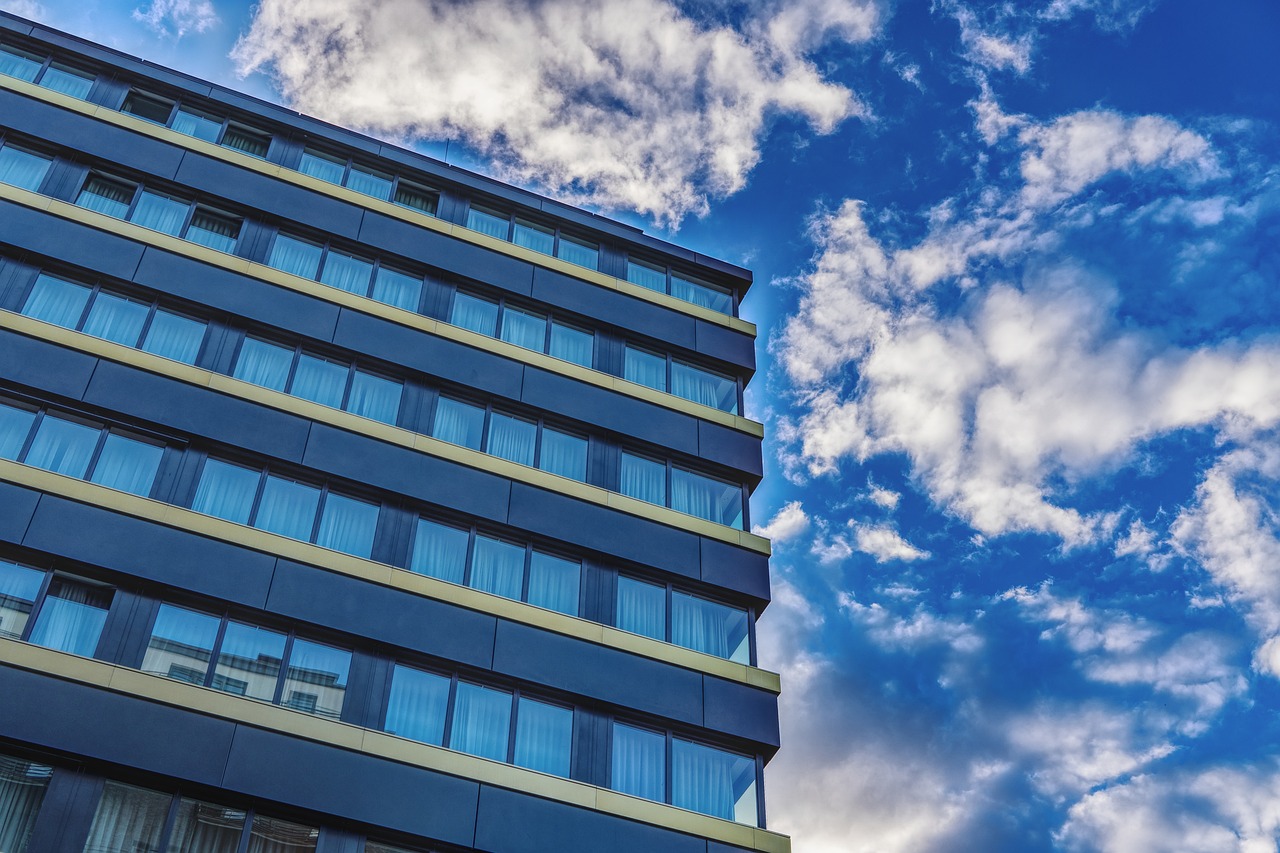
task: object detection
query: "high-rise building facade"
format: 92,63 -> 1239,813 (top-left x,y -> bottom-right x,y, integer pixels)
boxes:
0,11 -> 784,853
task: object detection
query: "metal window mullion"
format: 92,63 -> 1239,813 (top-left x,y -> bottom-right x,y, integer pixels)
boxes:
245,468 -> 270,527
273,632 -> 297,706
461,528 -> 477,587
214,118 -> 231,146
80,425 -> 112,483
34,57 -> 53,83
234,808 -> 256,853
367,258 -> 382,299
441,674 -> 459,748
664,582 -> 674,644
664,460 -> 673,509
18,567 -> 55,643
69,282 -> 100,333
480,405 -> 493,455
543,315 -> 553,355
506,689 -> 521,764
120,182 -> 145,222
338,363 -> 358,411
664,732 -> 674,804
531,420 -> 543,470
309,486 -> 329,544
155,791 -> 183,851
340,158 -> 354,189
204,616 -> 231,688
161,101 -> 179,127
175,202 -> 198,240
281,344 -> 303,395
519,544 -> 532,604
133,302 -> 160,349
14,409 -> 46,464
312,241 -> 332,283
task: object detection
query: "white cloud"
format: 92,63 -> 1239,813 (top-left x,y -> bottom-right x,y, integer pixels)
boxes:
841,596 -> 981,653
132,0 -> 218,37
1115,518 -> 1158,558
851,522 -> 931,562
754,500 -> 811,543
1041,0 -> 1161,31
866,481 -> 901,509
232,0 -> 877,226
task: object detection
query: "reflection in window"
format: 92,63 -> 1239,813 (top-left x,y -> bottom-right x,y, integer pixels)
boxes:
214,621 -> 285,701
0,560 -> 44,641
282,638 -> 350,720
0,752 -> 53,853
168,797 -> 247,852
83,782 -> 171,853
141,603 -> 220,683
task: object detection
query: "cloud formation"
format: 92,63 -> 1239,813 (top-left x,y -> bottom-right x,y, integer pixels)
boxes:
132,0 -> 218,37
233,0 -> 878,225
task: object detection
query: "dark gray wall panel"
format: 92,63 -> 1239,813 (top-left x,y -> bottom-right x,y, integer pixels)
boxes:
22,496 -> 276,607
267,559 -> 497,670
358,212 -> 535,297
507,484 -> 700,580
0,481 -> 40,544
132,249 -> 342,343
702,677 -> 781,750
0,199 -> 144,280
331,309 -> 524,401
699,538 -> 770,604
694,319 -> 755,372
82,361 -> 313,463
492,621 -> 702,725
696,422 -> 763,481
221,726 -> 480,847
474,784 -> 704,853
0,666 -> 236,785
0,329 -> 98,401
530,267 -> 697,351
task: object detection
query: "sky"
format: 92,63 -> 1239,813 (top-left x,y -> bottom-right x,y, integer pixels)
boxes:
6,0 -> 1280,849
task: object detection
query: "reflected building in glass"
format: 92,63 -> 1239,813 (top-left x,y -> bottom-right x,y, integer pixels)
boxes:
0,10 -> 784,853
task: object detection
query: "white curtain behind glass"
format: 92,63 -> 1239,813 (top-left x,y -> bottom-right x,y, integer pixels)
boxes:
537,429 -> 586,481
24,415 -> 99,478
0,147 -> 51,191
672,592 -> 750,662
233,339 -> 293,392
254,477 -> 320,541
486,414 -> 536,466
620,454 -> 665,505
0,404 -> 36,460
450,293 -> 499,336
171,110 -> 222,142
28,578 -> 110,657
499,307 -> 546,351
245,815 -> 318,853
616,577 -> 665,641
548,323 -> 593,367
409,520 -> 469,584
130,192 -> 188,235
384,665 -> 450,745
346,167 -> 392,200
82,781 -> 171,853
267,235 -> 323,280
318,252 -> 374,296
0,48 -> 41,81
623,348 -> 666,391
289,355 -> 347,409
88,434 -> 162,496
82,293 -> 148,346
347,372 -> 401,424
141,311 -> 205,364
0,754 -> 52,853
527,552 -> 579,615
450,682 -> 511,761
433,398 -> 485,450
371,268 -> 421,311
671,740 -> 751,822
611,724 -> 665,802
166,798 -> 246,853
670,362 -> 736,413
671,468 -> 741,528
513,698 -> 572,777
470,537 -> 523,600
314,493 -> 378,558
21,274 -> 91,328
192,459 -> 260,525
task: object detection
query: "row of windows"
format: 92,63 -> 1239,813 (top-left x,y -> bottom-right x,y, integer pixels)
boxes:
8,261 -> 747,529
0,42 -> 742,318
0,136 -> 743,416
0,560 -> 761,823
0,396 -> 753,662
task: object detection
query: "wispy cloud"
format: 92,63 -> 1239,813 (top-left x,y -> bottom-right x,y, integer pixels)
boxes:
132,0 -> 218,38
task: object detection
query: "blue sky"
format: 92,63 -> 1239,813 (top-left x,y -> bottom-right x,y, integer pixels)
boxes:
8,0 -> 1280,848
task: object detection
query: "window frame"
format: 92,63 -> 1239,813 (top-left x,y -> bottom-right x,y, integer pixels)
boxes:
428,392 -> 590,481
614,574 -> 756,665
448,287 -> 597,369
617,449 -> 749,530
623,343 -> 742,415
0,43 -> 95,98
298,145 -> 440,214
121,87 -> 274,158
624,254 -> 737,317
0,559 -> 115,659
266,228 -> 431,314
463,201 -> 601,271
74,170 -> 245,252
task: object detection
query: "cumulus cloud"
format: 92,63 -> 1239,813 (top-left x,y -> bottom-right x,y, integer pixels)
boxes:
851,522 -> 931,562
866,481 -> 901,509
754,500 -> 812,543
232,0 -> 878,226
132,0 -> 219,37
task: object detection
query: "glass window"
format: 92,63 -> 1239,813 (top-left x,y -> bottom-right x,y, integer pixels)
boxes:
671,274 -> 733,315
549,322 -> 592,367
384,664 -> 450,745
470,536 -> 523,601
486,413 -> 536,466
168,797 -> 247,852
290,353 -> 348,409
192,459 -> 260,525
0,560 -> 44,641
214,621 -> 285,701
0,752 -> 53,853
409,519 -> 469,585
28,576 -> 111,657
672,739 -> 757,824
672,361 -> 738,414
450,681 -> 511,761
612,723 -> 665,802
626,259 -> 667,292
620,453 -> 665,506
624,346 -> 667,391
254,475 -> 320,540
141,309 -> 206,364
672,591 -> 750,663
171,108 -> 223,142
432,397 -> 485,450
298,149 -> 346,185
142,603 -> 220,683
672,468 -> 743,529
76,175 -> 134,218
616,577 -> 665,641
24,414 -> 99,478
121,91 -> 172,124
512,219 -> 554,255
82,292 -> 148,345
222,125 -> 271,158
538,428 -> 586,481
38,63 -> 93,99
315,492 -> 379,558
0,46 -> 41,82
347,371 -> 402,425
514,697 -> 573,777
0,402 -> 36,460
556,234 -> 598,269
21,273 -> 90,328
83,781 -> 172,853
393,183 -> 437,215
371,266 -> 422,312
499,306 -> 546,352
0,145 -> 51,192
318,250 -> 374,296
346,164 -> 393,200
247,815 -> 318,853
282,638 -> 350,719
130,191 -> 188,235
466,205 -> 509,240
88,433 -> 162,496
186,208 -> 241,253
267,234 -> 323,280
233,338 -> 294,392
527,552 -> 579,615
450,292 -> 499,337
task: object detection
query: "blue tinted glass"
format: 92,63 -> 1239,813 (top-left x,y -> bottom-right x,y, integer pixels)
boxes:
620,454 -> 665,506
130,191 -> 188,235
76,177 -> 133,218
385,665 -> 450,745
372,267 -> 422,311
612,724 -> 665,802
282,639 -> 350,719
616,577 -> 665,640
486,413 -> 536,466
450,292 -> 498,337
192,459 -> 260,525
171,109 -> 222,142
433,398 -> 485,450
672,468 -> 743,529
512,220 -> 554,255
233,338 -> 294,392
514,698 -> 573,777
39,65 -> 93,99
141,310 -> 206,364
89,434 -> 162,496
624,347 -> 667,391
409,519 -> 469,584
549,323 -> 592,367
318,251 -> 374,296
346,166 -> 392,200
466,206 -> 509,240
0,559 -> 45,640
298,150 -> 345,184
290,354 -> 348,409
254,476 -> 320,541
141,604 -> 220,682
556,235 -> 598,269
450,682 -> 511,761
671,361 -> 737,413
0,403 -> 36,460
315,493 -> 378,558
82,293 -> 148,346
673,739 -> 757,823
21,274 -> 91,328
28,577 -> 111,657
347,371 -> 401,424
470,536 -> 523,601
24,415 -> 99,478
0,46 -> 41,82
499,307 -> 546,351
214,621 -> 284,701
672,591 -> 750,663
671,274 -> 732,314
267,234 -> 323,280
527,552 -> 579,615
626,260 -> 666,292
0,146 -> 51,191
538,429 -> 586,481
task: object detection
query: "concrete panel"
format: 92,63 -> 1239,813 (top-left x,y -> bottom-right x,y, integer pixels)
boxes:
0,199 -> 144,280
0,480 -> 40,544
697,422 -> 763,481
358,212 -> 535,297
703,676 -> 781,750
699,538 -> 771,605
0,329 -> 98,401
531,267 -> 696,350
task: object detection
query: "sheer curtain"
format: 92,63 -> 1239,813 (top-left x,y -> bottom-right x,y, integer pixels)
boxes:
88,434 -> 163,496
82,781 -> 171,853
623,347 -> 667,391
450,293 -> 499,336
0,403 -> 36,459
315,493 -> 378,558
289,354 -> 347,409
671,740 -> 752,822
82,293 -> 149,346
498,307 -> 546,351
670,362 -> 736,413
670,274 -> 732,314
371,267 -> 422,312
166,798 -> 246,853
450,682 -> 511,761
130,191 -> 188,235
0,47 -> 41,81
384,665 -> 450,745
233,339 -> 294,392
611,724 -> 665,802
556,235 -> 598,269
672,592 -> 750,663
466,207 -> 510,240
619,454 -> 665,505
282,639 -> 350,720
171,109 -> 223,142
21,274 -> 91,328
141,604 -> 219,681
513,698 -> 572,777
671,468 -> 742,528
347,372 -> 402,424
76,178 -> 133,218
409,520 -> 469,584
0,754 -> 51,853
0,147 -> 51,192
298,151 -> 345,184
192,459 -> 261,525
432,398 -> 485,450
267,235 -> 323,280
470,537 -> 523,600
186,210 -> 240,254
28,578 -> 110,657
24,415 -> 99,478
39,66 -> 92,99
254,476 -> 320,541
318,251 -> 374,297
549,323 -> 593,367
538,429 -> 586,481
486,414 -> 536,466
245,815 -> 318,853
346,167 -> 392,200
615,577 -> 665,641
141,311 -> 206,364
512,220 -> 555,255
527,552 -> 579,615
626,260 -> 667,293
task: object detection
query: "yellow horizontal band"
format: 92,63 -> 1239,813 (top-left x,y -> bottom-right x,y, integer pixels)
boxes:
0,76 -> 757,336
0,177 -> 763,440
0,308 -> 770,555
0,640 -> 788,852
0,456 -> 781,693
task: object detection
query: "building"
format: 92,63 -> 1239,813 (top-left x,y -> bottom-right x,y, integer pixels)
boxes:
0,11 -> 784,853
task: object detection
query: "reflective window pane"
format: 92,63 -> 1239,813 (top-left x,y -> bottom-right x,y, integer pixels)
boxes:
192,459 -> 260,525
619,453 -> 665,506
626,259 -> 666,292
130,190 -> 188,235
267,234 -> 323,280
290,353 -> 348,409
538,429 -> 586,482
0,403 -> 35,460
318,250 -> 374,297
372,267 -> 422,312
616,577 -> 665,641
556,234 -> 598,269
672,591 -> 750,663
384,664 -> 450,745
28,576 -> 111,657
0,145 -> 51,192
254,476 -> 320,541
222,125 -> 271,158
512,219 -> 554,255
246,815 -> 318,853
298,149 -> 345,184
141,310 -> 206,364
0,560 -> 44,641
282,639 -> 350,719
432,397 -> 485,450
76,176 -> 134,218
0,46 -> 41,82
84,781 -> 171,853
186,209 -> 240,253
88,433 -> 162,496
499,306 -> 546,352
121,91 -> 172,123
672,739 -> 757,824
21,273 -> 90,328
624,346 -> 667,391
393,183 -> 437,216
486,413 -> 536,466
671,274 -> 733,315
470,536 -> 524,601
346,165 -> 393,200
233,338 -> 294,392
347,371 -> 402,424
450,681 -> 511,761
39,64 -> 93,99
24,415 -> 99,478
671,468 -> 743,529
671,361 -> 738,414
171,108 -> 223,142
315,493 -> 378,558
549,322 -> 593,367
142,604 -> 220,683
611,723 -> 665,802
514,698 -> 573,777
0,752 -> 52,853
466,205 -> 509,240
214,621 -> 285,701
167,797 -> 246,853
82,292 -> 148,346
450,292 -> 498,337
527,552 -> 579,615
409,519 -> 469,585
